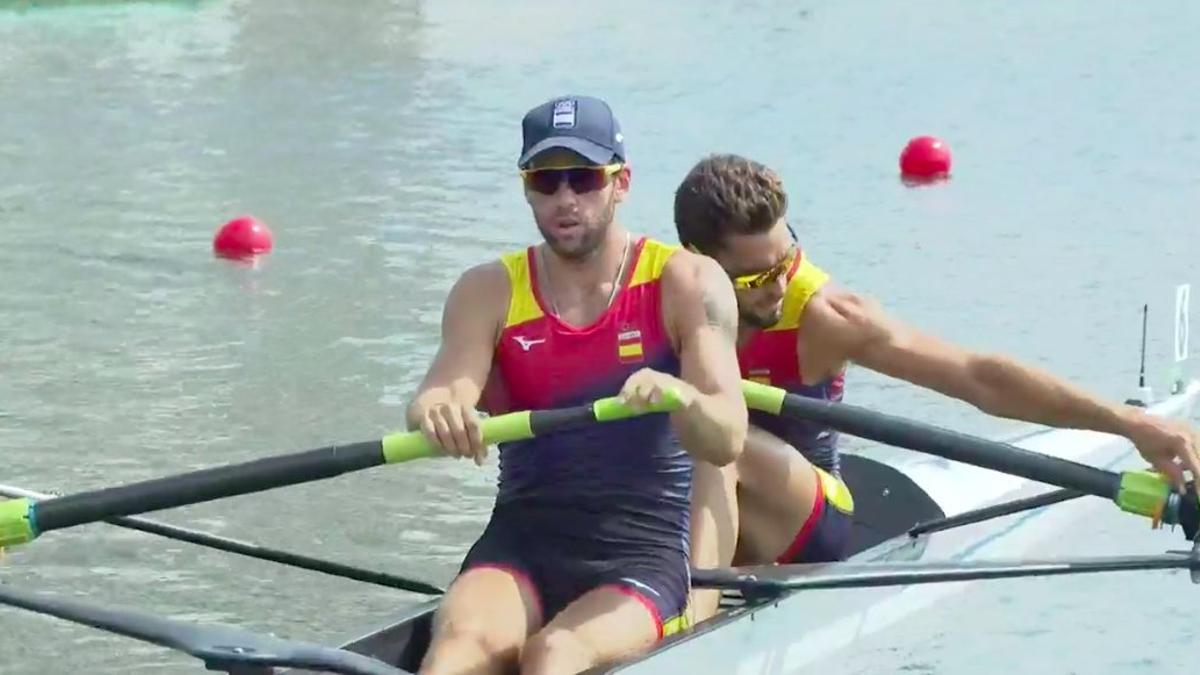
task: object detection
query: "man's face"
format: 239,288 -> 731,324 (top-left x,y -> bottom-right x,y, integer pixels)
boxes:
710,218 -> 797,329
522,149 -> 630,260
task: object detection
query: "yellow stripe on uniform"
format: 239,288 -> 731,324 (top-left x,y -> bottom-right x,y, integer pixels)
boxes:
662,609 -> 690,637
764,257 -> 830,332
499,250 -> 544,328
815,465 -> 855,515
629,239 -> 679,288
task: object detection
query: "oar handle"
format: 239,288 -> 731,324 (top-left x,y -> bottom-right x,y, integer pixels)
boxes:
381,389 -> 685,463
0,499 -> 32,549
1116,471 -> 1173,522
743,379 -> 788,415
1133,476 -> 1200,538
0,388 -> 685,549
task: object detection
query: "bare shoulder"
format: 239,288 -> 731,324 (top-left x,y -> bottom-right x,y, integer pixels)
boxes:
442,259 -> 510,329
802,282 -> 893,354
661,246 -> 728,290
661,248 -> 738,341
448,260 -> 508,300
809,283 -> 881,324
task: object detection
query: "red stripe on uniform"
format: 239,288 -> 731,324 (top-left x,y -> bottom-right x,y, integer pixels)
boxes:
604,583 -> 664,641
466,563 -> 544,627
775,467 -> 827,564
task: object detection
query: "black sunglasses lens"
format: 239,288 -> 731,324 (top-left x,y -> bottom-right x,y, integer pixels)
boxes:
526,171 -> 562,195
526,168 -> 608,195
565,168 -> 606,193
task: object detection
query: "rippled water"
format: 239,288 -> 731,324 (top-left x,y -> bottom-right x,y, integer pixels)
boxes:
1,0 -> 1198,672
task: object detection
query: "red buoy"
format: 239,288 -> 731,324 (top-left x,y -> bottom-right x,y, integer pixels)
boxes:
899,136 -> 951,181
213,216 -> 273,259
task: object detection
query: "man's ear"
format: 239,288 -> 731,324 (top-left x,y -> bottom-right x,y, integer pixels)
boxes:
612,164 -> 632,201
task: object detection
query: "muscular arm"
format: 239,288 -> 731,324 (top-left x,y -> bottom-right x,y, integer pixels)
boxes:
799,285 -> 1143,435
404,262 -> 507,431
661,252 -> 749,466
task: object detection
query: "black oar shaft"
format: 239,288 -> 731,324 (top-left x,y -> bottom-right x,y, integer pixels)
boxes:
3,391 -> 681,548
529,405 -> 616,434
1,484 -> 443,595
692,553 -> 1198,592
0,584 -> 410,675
776,393 -> 1123,499
114,514 -> 445,595
33,441 -> 383,533
908,488 -> 1084,537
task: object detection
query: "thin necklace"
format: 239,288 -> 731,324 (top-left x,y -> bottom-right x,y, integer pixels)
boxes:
541,232 -> 631,318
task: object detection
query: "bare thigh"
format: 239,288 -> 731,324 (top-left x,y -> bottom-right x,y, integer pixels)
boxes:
733,426 -> 820,565
419,566 -> 542,675
519,585 -> 663,675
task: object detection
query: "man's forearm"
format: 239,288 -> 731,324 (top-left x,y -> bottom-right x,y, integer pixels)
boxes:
673,389 -> 747,466
967,354 -> 1141,436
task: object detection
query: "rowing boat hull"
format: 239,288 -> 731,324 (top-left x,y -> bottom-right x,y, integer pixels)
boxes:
275,381 -> 1200,675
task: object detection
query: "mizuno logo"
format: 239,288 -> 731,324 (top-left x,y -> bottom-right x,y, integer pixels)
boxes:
512,336 -> 546,352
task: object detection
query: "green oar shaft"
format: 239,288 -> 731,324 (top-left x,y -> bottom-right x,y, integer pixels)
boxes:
742,380 -> 1186,530
0,393 -> 680,548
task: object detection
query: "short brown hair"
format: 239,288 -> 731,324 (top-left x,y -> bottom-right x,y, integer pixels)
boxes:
673,154 -> 788,254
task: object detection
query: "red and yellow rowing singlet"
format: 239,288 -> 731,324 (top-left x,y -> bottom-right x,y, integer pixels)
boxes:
480,237 -> 692,556
736,251 -> 847,476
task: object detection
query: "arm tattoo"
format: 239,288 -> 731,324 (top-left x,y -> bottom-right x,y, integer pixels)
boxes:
700,280 -> 739,343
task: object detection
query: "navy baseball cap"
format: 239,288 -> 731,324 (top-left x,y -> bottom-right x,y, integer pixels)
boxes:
518,95 -> 626,169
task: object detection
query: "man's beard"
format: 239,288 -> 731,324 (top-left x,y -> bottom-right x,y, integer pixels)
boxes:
539,220 -> 608,261
537,193 -> 616,261
740,304 -> 783,329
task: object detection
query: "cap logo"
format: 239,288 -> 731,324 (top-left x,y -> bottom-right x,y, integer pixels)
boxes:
551,99 -> 577,129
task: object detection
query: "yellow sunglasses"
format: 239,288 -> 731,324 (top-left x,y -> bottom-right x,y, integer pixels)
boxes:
520,163 -> 623,195
686,222 -> 800,290
728,245 -> 799,289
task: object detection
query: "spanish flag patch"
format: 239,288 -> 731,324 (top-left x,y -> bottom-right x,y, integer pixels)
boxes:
748,368 -> 772,385
617,327 -> 644,363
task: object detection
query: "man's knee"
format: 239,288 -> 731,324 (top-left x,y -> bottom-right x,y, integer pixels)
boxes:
441,610 -> 516,650
421,612 -> 518,674
519,628 -> 599,675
